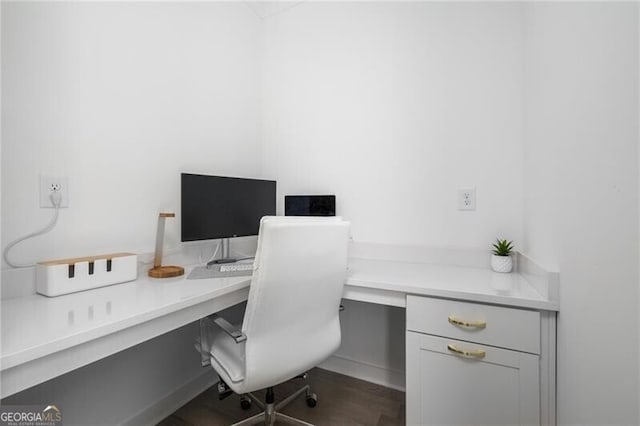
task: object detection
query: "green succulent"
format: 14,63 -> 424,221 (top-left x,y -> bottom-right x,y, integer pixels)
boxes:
492,238 -> 513,256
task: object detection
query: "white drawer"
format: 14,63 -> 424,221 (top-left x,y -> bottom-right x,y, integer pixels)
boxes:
406,295 -> 540,354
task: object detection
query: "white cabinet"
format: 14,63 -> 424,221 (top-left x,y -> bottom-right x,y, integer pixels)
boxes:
406,333 -> 539,425
406,295 -> 550,425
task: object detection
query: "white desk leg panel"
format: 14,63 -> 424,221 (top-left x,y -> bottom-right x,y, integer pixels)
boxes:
1,287 -> 250,399
540,311 -> 557,426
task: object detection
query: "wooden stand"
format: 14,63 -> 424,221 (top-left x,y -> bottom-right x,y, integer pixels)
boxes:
148,213 -> 184,278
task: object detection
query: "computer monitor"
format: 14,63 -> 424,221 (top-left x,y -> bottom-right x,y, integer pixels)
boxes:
181,173 -> 276,262
285,195 -> 336,216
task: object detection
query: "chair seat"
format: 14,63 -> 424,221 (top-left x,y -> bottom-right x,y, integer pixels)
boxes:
209,322 -> 246,384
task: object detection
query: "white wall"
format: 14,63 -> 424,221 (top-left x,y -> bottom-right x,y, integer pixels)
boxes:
262,2 -> 525,248
1,3 -> 261,424
260,0 -> 526,392
1,2 -> 263,267
523,3 -> 639,424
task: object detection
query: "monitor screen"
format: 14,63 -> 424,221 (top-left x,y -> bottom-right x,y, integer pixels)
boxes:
181,173 -> 276,242
285,195 -> 336,217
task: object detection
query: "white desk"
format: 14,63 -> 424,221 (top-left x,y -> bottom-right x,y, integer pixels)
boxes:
1,256 -> 557,413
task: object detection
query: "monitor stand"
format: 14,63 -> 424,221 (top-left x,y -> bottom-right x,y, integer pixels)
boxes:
206,238 -> 237,267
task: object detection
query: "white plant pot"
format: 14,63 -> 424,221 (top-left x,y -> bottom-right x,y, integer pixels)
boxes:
491,254 -> 513,273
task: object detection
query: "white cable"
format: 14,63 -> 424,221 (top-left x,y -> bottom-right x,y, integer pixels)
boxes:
231,244 -> 256,261
3,193 -> 62,268
204,240 -> 221,265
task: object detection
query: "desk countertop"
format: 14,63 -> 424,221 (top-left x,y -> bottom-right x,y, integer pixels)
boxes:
346,258 -> 557,311
1,256 -> 556,382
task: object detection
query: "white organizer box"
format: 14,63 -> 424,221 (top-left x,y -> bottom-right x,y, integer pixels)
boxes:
36,253 -> 138,297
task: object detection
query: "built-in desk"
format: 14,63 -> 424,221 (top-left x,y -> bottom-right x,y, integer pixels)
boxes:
1,253 -> 558,424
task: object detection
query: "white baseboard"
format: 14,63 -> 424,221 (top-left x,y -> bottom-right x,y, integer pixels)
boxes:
318,354 -> 405,392
120,369 -> 216,426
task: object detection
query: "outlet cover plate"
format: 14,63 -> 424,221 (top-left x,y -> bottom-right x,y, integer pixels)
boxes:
40,175 -> 69,208
458,187 -> 476,211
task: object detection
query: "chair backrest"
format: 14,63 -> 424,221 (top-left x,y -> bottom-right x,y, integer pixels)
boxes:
241,216 -> 350,391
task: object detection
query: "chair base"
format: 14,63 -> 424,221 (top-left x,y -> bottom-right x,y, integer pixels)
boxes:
232,385 -> 315,426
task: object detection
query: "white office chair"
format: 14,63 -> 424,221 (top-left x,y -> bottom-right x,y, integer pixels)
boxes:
206,216 -> 350,426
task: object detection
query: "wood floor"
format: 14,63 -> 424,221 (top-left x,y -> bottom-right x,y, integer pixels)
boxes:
158,368 -> 405,426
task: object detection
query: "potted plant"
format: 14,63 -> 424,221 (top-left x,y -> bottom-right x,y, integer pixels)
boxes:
491,238 -> 514,273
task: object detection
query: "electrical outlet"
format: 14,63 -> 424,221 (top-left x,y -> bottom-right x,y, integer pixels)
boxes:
458,187 -> 476,211
40,175 -> 69,208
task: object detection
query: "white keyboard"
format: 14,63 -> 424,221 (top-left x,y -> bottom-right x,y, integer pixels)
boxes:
219,263 -> 254,273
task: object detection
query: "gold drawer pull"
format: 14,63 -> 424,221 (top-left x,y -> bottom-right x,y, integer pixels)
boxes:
448,316 -> 486,329
447,344 -> 486,359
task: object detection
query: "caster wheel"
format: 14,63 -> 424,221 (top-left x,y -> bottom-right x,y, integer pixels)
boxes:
240,397 -> 252,410
306,393 -> 317,408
